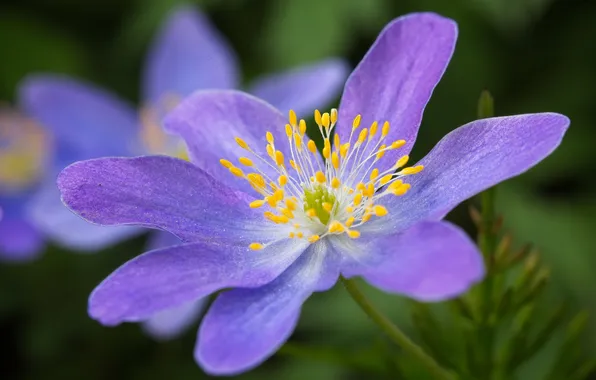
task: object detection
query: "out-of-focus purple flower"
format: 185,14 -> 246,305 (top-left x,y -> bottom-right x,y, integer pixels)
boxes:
0,108 -> 49,262
57,13 -> 569,375
20,5 -> 347,340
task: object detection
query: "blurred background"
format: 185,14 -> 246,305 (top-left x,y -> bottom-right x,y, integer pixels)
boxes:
0,0 -> 595,379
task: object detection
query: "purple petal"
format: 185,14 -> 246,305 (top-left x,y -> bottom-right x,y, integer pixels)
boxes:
164,90 -> 292,194
0,196 -> 44,261
142,299 -> 207,340
375,113 -> 570,232
336,13 -> 457,169
27,183 -> 141,251
196,240 -> 338,375
247,59 -> 349,117
58,156 -> 274,243
19,75 -> 138,158
146,230 -> 181,251
142,6 -> 239,104
342,221 -> 484,301
89,238 -> 309,325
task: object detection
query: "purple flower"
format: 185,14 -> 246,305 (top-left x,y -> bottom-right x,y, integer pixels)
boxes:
57,13 -> 569,375
0,107 -> 49,261
18,5 -> 348,253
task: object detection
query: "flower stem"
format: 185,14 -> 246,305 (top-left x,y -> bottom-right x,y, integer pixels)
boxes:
340,276 -> 456,380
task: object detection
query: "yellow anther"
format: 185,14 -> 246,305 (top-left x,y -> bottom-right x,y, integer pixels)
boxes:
247,173 -> 265,188
290,160 -> 300,172
307,140 -> 317,153
219,159 -> 233,168
275,215 -> 290,224
235,137 -> 249,150
356,182 -> 366,192
315,171 -> 326,183
294,133 -> 303,150
299,119 -> 307,135
308,235 -> 320,243
266,144 -> 275,159
229,166 -> 245,177
352,114 -> 362,130
369,121 -> 378,139
373,205 -> 388,217
293,223 -> 300,229
275,150 -> 285,166
370,168 -> 379,182
332,152 -> 340,169
270,182 -> 279,191
266,131 -> 274,145
322,202 -> 333,213
334,133 -> 340,149
353,193 -> 363,205
345,216 -> 355,227
393,183 -> 411,196
279,208 -> 294,219
366,183 -> 375,197
249,200 -> 266,208
285,124 -> 292,138
395,155 -> 409,168
297,232 -> 304,238
346,206 -> 354,213
249,243 -> 264,250
376,144 -> 386,160
289,232 -> 295,238
328,221 -> 344,233
278,175 -> 288,187
322,139 -> 331,159
391,140 -> 406,149
273,189 -> 284,201
357,128 -> 368,145
340,143 -> 350,158
348,188 -> 354,194
380,174 -> 393,186
238,157 -> 254,167
314,109 -> 322,126
401,165 -> 424,175
347,230 -> 361,239
381,121 -> 390,137
289,109 -> 297,126
306,208 -> 317,217
285,198 -> 297,210
387,179 -> 403,191
362,212 -> 373,223
321,112 -> 330,128
330,108 -> 338,124
331,177 -> 341,189
266,197 -> 278,208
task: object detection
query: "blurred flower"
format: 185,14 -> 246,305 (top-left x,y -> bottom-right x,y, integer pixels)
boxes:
56,12 -> 569,375
18,9 -> 346,258
0,107 -> 49,261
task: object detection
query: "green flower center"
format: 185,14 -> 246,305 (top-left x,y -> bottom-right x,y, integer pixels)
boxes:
303,185 -> 337,225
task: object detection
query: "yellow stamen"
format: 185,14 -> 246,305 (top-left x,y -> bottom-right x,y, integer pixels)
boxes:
345,216 -> 355,227
369,121 -> 378,139
266,144 -> 275,159
331,177 -> 341,189
328,221 -> 345,233
347,230 -> 360,239
299,119 -> 307,135
380,174 -> 393,186
353,193 -> 363,205
356,128 -> 368,145
314,109 -> 322,126
219,159 -> 233,168
315,171 -> 326,183
238,157 -> 254,167
249,200 -> 265,208
285,198 -> 297,210
401,165 -> 424,175
321,113 -> 330,128
308,235 -> 320,243
391,140 -> 406,149
393,183 -> 411,196
340,143 -> 350,158
285,124 -> 292,138
395,155 -> 409,168
289,232 -> 295,238
249,243 -> 264,250
352,114 -> 362,130
373,205 -> 388,217
376,144 -> 386,160
306,208 -> 317,217
330,108 -> 338,124
289,109 -> 297,126
266,131 -> 274,145
307,140 -> 317,153
229,167 -> 245,177
332,152 -> 340,169
322,202 -> 333,213
278,175 -> 288,186
235,137 -> 249,150
275,151 -> 285,166
369,168 -> 379,182
297,232 -> 304,238
381,121 -> 390,137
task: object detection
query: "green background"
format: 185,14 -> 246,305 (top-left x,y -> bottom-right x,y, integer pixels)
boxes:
0,0 -> 595,379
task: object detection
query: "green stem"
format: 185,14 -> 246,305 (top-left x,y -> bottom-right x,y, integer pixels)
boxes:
340,276 -> 456,380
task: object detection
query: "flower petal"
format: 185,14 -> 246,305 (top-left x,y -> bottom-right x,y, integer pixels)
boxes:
247,59 -> 349,117
374,113 -> 570,232
58,155 -> 275,243
27,183 -> 141,251
196,240 -> 338,375
336,13 -> 457,169
146,230 -> 181,251
89,238 -> 309,325
164,90 -> 291,194
142,299 -> 207,340
341,221 -> 484,301
142,6 -> 239,104
0,196 -> 44,261
19,75 -> 138,158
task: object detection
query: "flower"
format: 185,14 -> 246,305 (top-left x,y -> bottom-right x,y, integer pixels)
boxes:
57,12 -> 569,375
19,7 -> 344,263
0,107 -> 49,261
